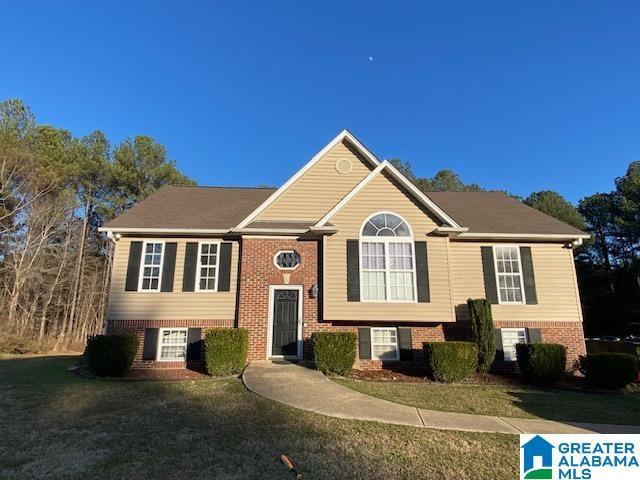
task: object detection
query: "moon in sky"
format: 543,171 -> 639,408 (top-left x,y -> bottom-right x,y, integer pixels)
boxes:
368,56 -> 374,62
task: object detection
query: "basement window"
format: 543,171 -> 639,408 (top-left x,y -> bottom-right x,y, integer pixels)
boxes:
158,328 -> 188,361
371,327 -> 399,360
501,328 -> 527,362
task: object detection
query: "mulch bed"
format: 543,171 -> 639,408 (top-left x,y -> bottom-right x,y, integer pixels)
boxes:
348,368 -> 523,385
346,368 -> 639,395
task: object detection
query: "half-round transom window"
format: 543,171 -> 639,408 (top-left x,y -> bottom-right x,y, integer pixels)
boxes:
361,213 -> 411,237
274,250 -> 301,269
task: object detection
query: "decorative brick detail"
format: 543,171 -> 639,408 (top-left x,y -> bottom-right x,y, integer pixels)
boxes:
108,319 -> 233,329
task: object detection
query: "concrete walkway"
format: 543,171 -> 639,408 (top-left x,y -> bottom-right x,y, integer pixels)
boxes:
242,361 -> 640,435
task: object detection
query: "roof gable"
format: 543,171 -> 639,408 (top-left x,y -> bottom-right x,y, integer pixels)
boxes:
236,130 -> 379,227
314,160 -> 462,229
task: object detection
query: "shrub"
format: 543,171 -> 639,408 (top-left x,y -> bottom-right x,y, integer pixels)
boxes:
86,335 -> 138,377
311,332 -> 357,375
515,343 -> 567,386
467,298 -> 496,372
423,341 -> 478,382
585,353 -> 638,390
204,328 -> 248,376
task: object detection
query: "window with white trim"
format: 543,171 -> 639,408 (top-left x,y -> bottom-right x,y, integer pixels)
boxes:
371,327 -> 399,360
493,246 -> 525,304
360,212 -> 415,302
196,242 -> 219,291
158,328 -> 188,361
139,242 -> 164,291
501,328 -> 527,361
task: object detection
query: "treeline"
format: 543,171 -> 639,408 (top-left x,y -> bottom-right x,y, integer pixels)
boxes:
0,99 -> 194,352
391,159 -> 640,337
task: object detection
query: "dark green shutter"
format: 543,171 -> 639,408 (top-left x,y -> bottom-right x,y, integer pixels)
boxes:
182,242 -> 198,292
358,327 -> 371,359
346,240 -> 360,302
398,327 -> 413,360
519,247 -> 538,305
160,242 -> 177,292
186,328 -> 202,361
494,328 -> 504,360
142,328 -> 159,360
218,242 -> 232,292
527,328 -> 542,344
414,241 -> 430,302
125,241 -> 143,291
481,247 -> 499,304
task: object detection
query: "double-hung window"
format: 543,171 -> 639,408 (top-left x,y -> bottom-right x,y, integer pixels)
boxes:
360,212 -> 416,302
158,328 -> 188,361
139,241 -> 164,291
501,328 -> 527,361
493,246 -> 525,304
196,242 -> 219,291
371,327 -> 399,360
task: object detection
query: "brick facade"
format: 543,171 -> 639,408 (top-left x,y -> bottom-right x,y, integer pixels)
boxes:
236,237 -> 320,361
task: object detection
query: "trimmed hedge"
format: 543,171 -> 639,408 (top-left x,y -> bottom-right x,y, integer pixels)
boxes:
516,343 -> 566,386
204,328 -> 248,376
467,298 -> 496,372
423,341 -> 478,382
585,353 -> 638,390
311,332 -> 357,375
86,334 -> 138,377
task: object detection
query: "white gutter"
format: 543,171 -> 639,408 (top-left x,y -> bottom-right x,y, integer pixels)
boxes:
456,232 -> 591,241
98,227 -> 230,234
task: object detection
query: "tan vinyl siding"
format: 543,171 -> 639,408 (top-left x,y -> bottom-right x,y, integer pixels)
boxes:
107,237 -> 238,321
257,140 -> 374,222
449,241 -> 583,323
323,171 -> 454,322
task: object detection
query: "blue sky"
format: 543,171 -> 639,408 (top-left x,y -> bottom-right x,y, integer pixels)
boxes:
2,1 -> 639,203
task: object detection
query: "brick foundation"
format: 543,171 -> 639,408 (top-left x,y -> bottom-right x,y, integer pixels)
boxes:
106,319 -> 232,369
494,321 -> 587,369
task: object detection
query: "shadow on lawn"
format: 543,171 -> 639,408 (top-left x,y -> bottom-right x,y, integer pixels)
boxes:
502,387 -> 639,427
2,355 -> 470,480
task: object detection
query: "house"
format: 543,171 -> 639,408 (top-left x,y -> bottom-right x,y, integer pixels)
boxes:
99,130 -> 589,370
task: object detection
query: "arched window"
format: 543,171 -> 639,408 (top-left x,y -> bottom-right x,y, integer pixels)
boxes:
360,212 -> 416,301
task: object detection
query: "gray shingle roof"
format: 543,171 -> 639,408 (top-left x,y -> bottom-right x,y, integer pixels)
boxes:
103,186 -> 276,230
426,191 -> 586,235
104,186 -> 586,237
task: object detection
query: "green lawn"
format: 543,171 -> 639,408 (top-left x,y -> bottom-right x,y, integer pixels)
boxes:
0,355 -> 518,480
333,378 -> 640,425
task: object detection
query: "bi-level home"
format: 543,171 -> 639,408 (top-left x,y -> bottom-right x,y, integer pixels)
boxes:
99,130 -> 589,370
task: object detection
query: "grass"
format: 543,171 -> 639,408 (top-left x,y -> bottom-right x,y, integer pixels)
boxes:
333,378 -> 640,425
0,355 -> 519,479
